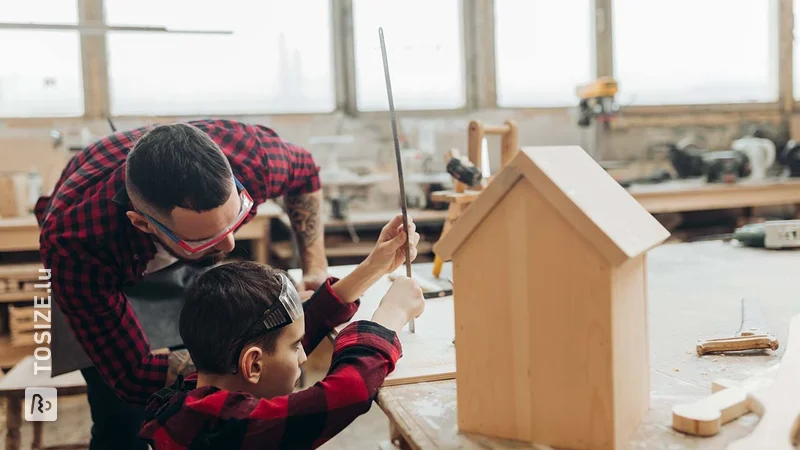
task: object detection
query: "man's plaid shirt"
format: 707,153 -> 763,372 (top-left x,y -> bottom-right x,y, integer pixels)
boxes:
139,280 -> 403,449
35,119 -> 321,404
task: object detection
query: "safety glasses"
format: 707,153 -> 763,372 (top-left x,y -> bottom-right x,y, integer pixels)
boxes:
139,177 -> 254,255
255,273 -> 304,330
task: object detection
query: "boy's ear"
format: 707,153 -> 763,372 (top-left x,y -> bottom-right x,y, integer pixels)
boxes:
240,346 -> 264,385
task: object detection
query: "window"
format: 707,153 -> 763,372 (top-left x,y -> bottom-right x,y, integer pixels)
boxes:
104,0 -> 336,116
794,0 -> 800,99
494,0 -> 593,108
0,1 -> 84,117
352,0 -> 466,111
613,0 -> 777,106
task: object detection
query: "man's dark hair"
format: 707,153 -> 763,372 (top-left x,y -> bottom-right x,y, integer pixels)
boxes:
126,123 -> 233,219
180,261 -> 288,374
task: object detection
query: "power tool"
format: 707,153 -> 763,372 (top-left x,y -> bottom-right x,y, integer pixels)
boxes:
781,140 -> 800,177
667,140 -> 750,183
576,77 -> 619,128
445,153 -> 482,188
732,220 -> 800,249
703,150 -> 750,183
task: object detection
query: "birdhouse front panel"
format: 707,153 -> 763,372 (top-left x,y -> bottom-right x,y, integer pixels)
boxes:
452,178 -> 628,449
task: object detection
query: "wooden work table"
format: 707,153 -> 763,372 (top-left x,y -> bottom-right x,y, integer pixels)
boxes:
0,200 -> 285,262
298,241 -> 800,449
626,176 -> 800,214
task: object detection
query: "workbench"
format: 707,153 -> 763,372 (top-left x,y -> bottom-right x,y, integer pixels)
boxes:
306,241 -> 800,449
626,176 -> 800,215
0,200 -> 284,264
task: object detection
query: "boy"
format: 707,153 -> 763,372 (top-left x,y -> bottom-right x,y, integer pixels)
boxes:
139,215 -> 425,449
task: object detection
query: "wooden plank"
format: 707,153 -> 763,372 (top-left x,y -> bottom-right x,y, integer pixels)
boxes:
0,291 -> 36,303
0,263 -> 45,280
627,178 -> 800,214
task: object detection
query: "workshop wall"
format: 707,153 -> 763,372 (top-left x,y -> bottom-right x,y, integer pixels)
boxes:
2,109 -> 780,179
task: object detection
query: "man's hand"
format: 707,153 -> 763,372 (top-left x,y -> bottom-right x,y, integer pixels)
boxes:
166,349 -> 196,386
365,214 -> 420,276
299,269 -> 329,292
370,276 -> 425,333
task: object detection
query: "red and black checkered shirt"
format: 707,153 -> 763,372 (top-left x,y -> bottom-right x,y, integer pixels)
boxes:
35,119 -> 321,405
139,281 -> 402,449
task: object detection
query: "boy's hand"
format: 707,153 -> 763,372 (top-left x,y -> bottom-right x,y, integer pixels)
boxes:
366,214 -> 420,275
371,276 -> 425,333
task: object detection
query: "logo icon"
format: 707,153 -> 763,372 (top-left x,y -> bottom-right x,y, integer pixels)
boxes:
25,387 -> 57,421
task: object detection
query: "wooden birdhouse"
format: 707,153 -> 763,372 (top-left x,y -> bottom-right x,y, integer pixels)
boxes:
433,146 -> 670,449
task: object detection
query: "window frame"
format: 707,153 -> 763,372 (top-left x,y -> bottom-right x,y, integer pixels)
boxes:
344,0 -> 472,117
1,0 -> 796,127
610,0 -> 784,117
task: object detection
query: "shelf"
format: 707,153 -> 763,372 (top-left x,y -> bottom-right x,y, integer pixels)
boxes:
0,291 -> 36,303
0,335 -> 38,370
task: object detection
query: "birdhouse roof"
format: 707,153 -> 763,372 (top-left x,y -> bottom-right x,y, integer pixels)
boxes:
433,146 -> 670,265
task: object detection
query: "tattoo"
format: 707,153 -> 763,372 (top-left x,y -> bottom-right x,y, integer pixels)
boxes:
284,193 -> 322,250
166,349 -> 196,386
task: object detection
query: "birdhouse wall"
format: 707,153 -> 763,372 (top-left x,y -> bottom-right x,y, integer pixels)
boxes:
610,252 -> 650,445
451,178 -> 648,449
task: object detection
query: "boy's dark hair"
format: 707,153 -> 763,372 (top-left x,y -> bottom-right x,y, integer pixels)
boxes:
126,123 -> 233,219
180,261 -> 288,374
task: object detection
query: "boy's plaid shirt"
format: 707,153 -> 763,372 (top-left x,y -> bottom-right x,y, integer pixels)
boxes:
139,280 -> 403,450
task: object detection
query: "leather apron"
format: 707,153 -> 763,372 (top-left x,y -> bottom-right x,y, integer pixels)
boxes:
50,260 -> 212,377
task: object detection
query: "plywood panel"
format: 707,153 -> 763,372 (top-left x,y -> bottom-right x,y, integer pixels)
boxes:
324,265 -> 456,387
611,254 -> 650,447
453,178 -> 616,449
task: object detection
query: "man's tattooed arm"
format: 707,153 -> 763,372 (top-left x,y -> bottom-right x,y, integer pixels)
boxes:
284,190 -> 328,290
166,349 -> 196,386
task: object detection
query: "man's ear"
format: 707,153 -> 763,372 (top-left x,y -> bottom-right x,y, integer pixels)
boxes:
126,211 -> 154,235
240,346 -> 264,385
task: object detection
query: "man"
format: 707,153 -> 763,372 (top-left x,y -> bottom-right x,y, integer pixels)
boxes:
35,119 -> 329,449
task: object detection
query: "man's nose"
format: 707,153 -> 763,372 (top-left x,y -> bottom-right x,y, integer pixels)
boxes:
213,233 -> 236,253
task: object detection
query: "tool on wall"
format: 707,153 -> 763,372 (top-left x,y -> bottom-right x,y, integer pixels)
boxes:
379,27 -> 415,333
696,298 -> 779,356
576,76 -> 619,129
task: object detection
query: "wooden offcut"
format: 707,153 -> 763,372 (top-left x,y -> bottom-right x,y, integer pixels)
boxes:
727,314 -> 800,450
671,364 -> 779,437
433,146 -> 670,449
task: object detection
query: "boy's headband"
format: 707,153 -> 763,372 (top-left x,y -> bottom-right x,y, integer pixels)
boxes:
260,272 -> 304,331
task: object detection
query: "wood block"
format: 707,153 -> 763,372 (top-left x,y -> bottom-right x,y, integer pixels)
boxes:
429,191 -> 481,204
671,364 -> 779,437
0,173 -> 28,218
727,314 -> 800,450
0,263 -> 48,280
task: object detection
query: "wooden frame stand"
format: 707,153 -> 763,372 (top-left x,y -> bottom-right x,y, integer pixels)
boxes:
434,146 -> 670,449
431,120 -> 518,277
